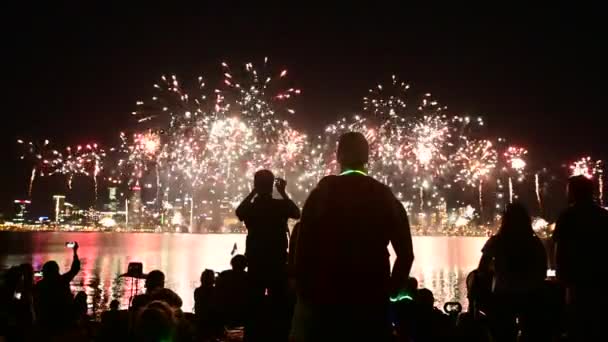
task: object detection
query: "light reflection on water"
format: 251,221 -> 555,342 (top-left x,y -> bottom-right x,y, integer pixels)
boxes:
0,232 -> 485,316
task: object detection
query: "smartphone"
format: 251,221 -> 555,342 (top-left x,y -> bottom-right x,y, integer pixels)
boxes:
34,271 -> 43,277
14,292 -> 22,300
546,269 -> 556,277
66,242 -> 76,248
443,302 -> 462,314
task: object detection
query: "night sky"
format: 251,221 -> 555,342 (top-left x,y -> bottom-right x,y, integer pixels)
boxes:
2,3 -> 606,217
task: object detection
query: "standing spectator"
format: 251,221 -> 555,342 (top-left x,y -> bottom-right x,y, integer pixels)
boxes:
553,175 -> 608,340
236,170 -> 301,340
478,202 -> 548,341
293,132 -> 414,341
34,241 -> 81,332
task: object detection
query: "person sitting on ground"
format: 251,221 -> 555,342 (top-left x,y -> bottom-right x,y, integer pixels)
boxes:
216,255 -> 249,328
34,241 -> 81,332
553,175 -> 608,340
391,277 -> 418,341
73,291 -> 89,323
478,202 -> 547,342
100,300 -> 127,341
134,300 -> 178,342
101,299 -> 120,322
194,269 -> 221,339
132,270 -> 182,312
110,299 -> 120,311
409,288 -> 453,341
293,132 -> 415,342
454,270 -> 492,342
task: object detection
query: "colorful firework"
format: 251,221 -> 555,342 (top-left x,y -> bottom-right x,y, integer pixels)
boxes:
21,64 -> 595,235
503,146 -> 528,202
454,139 -> 497,213
570,157 -> 604,206
17,139 -> 61,196
455,139 -> 498,185
569,157 -> 602,179
504,146 -> 528,173
363,75 -> 410,119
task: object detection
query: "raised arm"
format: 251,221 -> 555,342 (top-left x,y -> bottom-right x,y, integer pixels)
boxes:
235,190 -> 256,221
284,197 -> 301,220
276,178 -> 301,219
63,242 -> 81,282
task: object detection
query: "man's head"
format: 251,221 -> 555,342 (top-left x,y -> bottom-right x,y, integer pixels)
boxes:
231,254 -> 247,272
567,175 -> 594,204
145,270 -> 165,290
42,261 -> 60,279
254,169 -> 274,195
337,132 -> 369,171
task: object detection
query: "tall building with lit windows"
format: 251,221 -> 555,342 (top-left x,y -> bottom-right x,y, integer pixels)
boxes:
13,200 -> 31,223
127,183 -> 142,229
53,195 -> 66,222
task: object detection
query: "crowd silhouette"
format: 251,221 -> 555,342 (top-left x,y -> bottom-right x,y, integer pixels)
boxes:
1,132 -> 607,341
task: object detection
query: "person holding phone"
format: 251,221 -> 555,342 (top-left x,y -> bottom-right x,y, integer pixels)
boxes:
235,169 -> 301,340
34,241 -> 80,333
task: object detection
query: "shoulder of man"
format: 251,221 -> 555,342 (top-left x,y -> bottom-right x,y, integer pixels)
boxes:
303,175 -> 339,202
316,175 -> 339,187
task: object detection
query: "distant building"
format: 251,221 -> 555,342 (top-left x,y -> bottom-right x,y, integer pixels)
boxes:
127,183 -> 143,229
107,187 -> 119,212
13,200 -> 31,223
53,195 -> 66,222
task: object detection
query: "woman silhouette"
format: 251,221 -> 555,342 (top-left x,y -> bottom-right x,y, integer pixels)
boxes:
478,202 -> 548,341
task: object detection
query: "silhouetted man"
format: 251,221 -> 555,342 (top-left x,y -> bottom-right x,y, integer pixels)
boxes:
236,169 -> 300,340
131,270 -> 182,312
293,132 -> 414,342
553,175 -> 608,340
34,241 -> 81,332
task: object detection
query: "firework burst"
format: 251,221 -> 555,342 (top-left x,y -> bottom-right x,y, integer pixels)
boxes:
503,146 -> 528,202
17,139 -> 61,196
